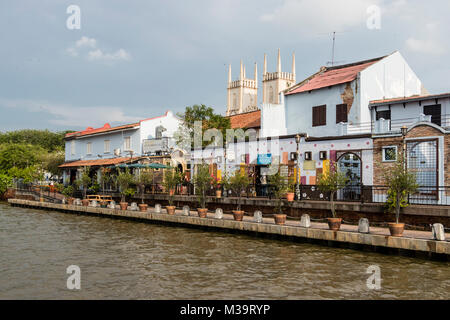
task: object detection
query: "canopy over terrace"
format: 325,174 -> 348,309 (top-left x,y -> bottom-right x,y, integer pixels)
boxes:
107,163 -> 171,169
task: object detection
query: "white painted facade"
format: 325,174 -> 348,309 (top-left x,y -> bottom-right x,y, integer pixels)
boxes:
282,52 -> 425,137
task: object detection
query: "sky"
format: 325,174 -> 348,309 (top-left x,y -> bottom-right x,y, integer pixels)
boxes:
0,0 -> 449,132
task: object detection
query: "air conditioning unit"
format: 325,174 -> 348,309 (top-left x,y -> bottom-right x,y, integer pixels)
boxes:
319,151 -> 327,160
290,152 -> 298,160
114,148 -> 121,156
304,152 -> 312,161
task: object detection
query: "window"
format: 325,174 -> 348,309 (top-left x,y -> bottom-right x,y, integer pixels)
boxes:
86,142 -> 92,155
382,146 -> 397,162
312,105 -> 326,127
424,104 -> 441,127
70,141 -> 75,155
336,104 -> 348,123
104,140 -> 110,153
124,137 -> 131,150
376,110 -> 391,120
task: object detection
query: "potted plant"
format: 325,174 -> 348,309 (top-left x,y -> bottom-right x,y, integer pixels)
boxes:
193,163 -> 213,218
136,169 -> 153,212
286,176 -> 295,202
268,170 -> 289,225
317,162 -> 348,231
76,166 -> 92,206
225,169 -> 250,221
212,176 -> 222,198
383,154 -> 418,237
62,185 -> 75,205
116,168 -> 135,210
163,169 -> 182,215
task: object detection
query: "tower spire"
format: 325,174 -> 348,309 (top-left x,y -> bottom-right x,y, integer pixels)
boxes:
277,48 -> 281,73
243,65 -> 246,79
292,52 -> 296,76
228,64 -> 231,84
263,53 -> 267,75
240,60 -> 243,80
254,62 -> 257,87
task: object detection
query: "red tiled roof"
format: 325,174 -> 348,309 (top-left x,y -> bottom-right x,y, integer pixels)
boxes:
227,110 -> 261,129
285,56 -> 386,96
59,157 -> 136,168
65,122 -> 140,139
370,92 -> 450,105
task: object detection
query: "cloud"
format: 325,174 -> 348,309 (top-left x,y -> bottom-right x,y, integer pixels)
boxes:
66,36 -> 131,63
87,48 -> 131,62
405,23 -> 447,55
0,98 -> 142,127
260,0 -> 380,34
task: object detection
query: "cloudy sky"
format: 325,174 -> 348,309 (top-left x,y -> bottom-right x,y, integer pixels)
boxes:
0,0 -> 449,131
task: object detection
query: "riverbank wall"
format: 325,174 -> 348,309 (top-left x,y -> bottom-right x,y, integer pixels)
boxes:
8,199 -> 449,261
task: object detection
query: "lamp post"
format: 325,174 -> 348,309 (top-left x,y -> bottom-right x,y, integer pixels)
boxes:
401,126 -> 408,172
295,134 -> 301,200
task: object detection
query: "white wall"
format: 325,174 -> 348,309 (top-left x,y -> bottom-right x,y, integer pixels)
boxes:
260,103 -> 287,137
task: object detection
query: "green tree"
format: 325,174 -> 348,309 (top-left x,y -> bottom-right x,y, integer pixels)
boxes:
39,151 -> 65,178
0,129 -> 72,151
383,155 -> 418,224
116,168 -> 135,202
317,162 -> 349,218
163,169 -> 181,206
76,166 -> 92,199
136,169 -> 154,204
0,144 -> 45,172
175,104 -> 231,148
0,173 -> 12,196
268,170 -> 290,214
192,163 -> 213,209
223,169 -> 250,211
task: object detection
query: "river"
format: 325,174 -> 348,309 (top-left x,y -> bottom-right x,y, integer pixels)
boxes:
0,203 -> 448,299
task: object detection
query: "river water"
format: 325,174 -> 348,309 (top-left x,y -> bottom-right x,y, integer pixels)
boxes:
0,203 -> 448,299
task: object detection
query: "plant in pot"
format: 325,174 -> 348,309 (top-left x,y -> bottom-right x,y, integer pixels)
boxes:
317,162 -> 348,231
76,166 -> 91,206
116,168 -> 135,210
268,170 -> 289,225
225,169 -> 250,221
62,185 -> 75,205
192,163 -> 213,218
135,169 -> 153,212
163,169 -> 182,215
285,175 -> 295,202
212,175 -> 222,198
383,154 -> 418,237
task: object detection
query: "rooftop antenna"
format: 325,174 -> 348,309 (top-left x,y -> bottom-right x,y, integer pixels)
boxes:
325,31 -> 346,66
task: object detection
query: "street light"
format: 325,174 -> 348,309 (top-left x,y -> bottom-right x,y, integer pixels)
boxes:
295,134 -> 301,200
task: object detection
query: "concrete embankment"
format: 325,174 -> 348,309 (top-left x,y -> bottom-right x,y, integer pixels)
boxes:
8,199 -> 450,260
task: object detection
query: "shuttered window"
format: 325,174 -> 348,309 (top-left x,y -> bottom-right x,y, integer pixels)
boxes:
312,105 -> 326,127
424,104 -> 441,126
336,104 -> 348,123
376,110 -> 391,120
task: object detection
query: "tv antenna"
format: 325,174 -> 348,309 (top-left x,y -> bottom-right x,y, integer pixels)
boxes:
326,31 -> 346,66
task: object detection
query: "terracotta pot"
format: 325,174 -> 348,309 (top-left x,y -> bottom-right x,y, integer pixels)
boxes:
67,198 -> 74,205
216,190 -> 222,198
169,189 -> 175,196
286,192 -> 295,202
138,204 -> 148,212
166,206 -> 176,215
232,210 -> 244,221
119,202 -> 128,210
197,208 -> 208,218
274,214 -> 287,225
327,217 -> 342,231
388,222 -> 404,237
82,199 -> 90,207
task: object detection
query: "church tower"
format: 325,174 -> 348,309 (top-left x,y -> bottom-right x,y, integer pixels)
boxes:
262,49 -> 296,104
226,60 -> 258,116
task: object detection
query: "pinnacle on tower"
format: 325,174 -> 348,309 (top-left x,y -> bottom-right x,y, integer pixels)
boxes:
277,48 -> 281,73
228,64 -> 231,84
292,52 -> 296,76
